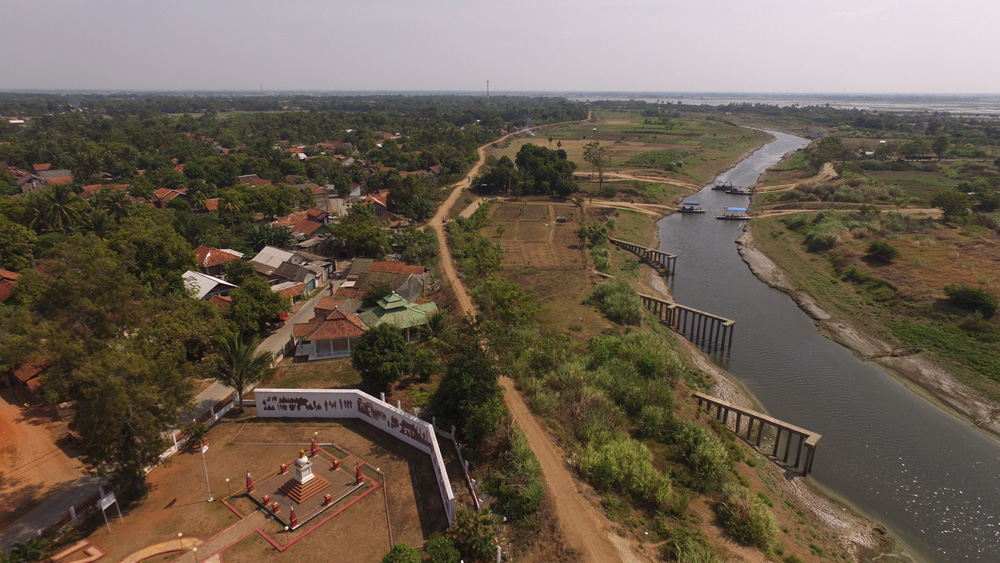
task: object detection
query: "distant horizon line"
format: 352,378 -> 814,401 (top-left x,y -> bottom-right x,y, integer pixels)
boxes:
2,89 -> 1000,99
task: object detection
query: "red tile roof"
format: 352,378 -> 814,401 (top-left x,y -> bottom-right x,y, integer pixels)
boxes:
0,269 -> 20,302
79,183 -> 128,198
273,211 -> 323,237
204,198 -> 219,211
370,261 -> 425,276
13,356 -> 50,389
294,309 -> 367,341
45,176 -> 73,185
193,245 -> 242,269
276,282 -> 306,300
153,188 -> 188,204
332,287 -> 368,301
32,163 -> 52,172
208,295 -> 232,309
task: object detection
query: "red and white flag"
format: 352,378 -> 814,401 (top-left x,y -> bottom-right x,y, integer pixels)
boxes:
201,440 -> 210,453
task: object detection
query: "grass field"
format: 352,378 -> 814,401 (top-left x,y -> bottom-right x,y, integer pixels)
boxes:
491,111 -> 772,188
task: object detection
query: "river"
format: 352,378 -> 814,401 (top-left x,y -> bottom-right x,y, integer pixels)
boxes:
656,131 -> 1000,562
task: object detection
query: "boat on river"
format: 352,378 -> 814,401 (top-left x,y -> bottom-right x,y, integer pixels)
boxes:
711,181 -> 734,191
726,186 -> 755,195
678,201 -> 705,213
716,206 -> 750,220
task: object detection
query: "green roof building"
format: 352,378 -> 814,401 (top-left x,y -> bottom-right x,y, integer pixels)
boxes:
358,292 -> 438,342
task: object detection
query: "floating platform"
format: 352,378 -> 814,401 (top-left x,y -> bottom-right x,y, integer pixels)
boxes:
717,207 -> 750,220
711,181 -> 734,191
726,186 -> 755,195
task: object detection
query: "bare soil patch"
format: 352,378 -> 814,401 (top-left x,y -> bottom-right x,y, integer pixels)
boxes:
0,389 -> 88,532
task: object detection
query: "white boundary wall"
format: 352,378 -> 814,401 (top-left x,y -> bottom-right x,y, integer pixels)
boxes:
255,388 -> 455,525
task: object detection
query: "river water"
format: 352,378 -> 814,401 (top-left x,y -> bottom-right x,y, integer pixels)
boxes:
656,131 -> 1000,562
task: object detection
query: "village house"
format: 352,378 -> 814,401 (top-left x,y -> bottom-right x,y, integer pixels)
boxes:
0,269 -> 20,303
182,270 -> 236,300
272,208 -> 331,241
292,297 -> 368,360
192,245 -> 244,278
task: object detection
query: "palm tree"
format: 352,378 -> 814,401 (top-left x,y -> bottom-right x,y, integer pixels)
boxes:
247,223 -> 294,252
93,187 -> 133,223
213,332 -> 274,408
28,184 -> 86,233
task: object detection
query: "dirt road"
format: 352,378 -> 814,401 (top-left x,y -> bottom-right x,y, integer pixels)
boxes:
433,129 -> 630,562
0,390 -> 91,547
753,163 -> 838,193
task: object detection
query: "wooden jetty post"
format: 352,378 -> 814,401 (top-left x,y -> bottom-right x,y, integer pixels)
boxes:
639,293 -> 735,353
693,392 -> 821,475
608,238 -> 677,276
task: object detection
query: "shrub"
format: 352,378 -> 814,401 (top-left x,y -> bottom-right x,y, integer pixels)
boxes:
944,284 -> 999,318
588,280 -> 643,325
426,535 -> 461,563
784,215 -> 809,231
716,485 -> 778,549
446,509 -> 499,562
866,240 -> 900,263
489,428 -> 544,521
674,422 -> 732,492
381,543 -> 421,563
574,436 -> 672,509
638,404 -> 675,442
804,232 -> 837,252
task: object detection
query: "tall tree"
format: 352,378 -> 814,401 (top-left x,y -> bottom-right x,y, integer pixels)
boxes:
212,332 -> 274,407
351,323 -> 410,391
60,346 -> 190,496
583,141 -> 610,193
227,275 -> 289,336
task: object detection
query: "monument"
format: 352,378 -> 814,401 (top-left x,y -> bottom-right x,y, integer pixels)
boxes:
279,450 -> 331,505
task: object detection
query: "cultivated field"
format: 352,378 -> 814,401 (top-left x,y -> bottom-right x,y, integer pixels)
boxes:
488,201 -> 586,271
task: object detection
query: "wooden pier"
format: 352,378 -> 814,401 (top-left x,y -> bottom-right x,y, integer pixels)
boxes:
692,392 -> 821,475
608,238 -> 677,275
639,293 -> 735,353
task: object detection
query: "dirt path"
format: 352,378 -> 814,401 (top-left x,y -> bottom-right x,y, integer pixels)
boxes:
0,391 -> 88,535
433,128 -> 632,563
753,162 -> 838,193
575,170 -> 702,191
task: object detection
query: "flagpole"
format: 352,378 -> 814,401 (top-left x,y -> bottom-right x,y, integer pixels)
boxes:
201,441 -> 213,502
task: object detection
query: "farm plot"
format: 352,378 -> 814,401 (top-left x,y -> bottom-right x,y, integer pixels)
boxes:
487,201 -> 585,271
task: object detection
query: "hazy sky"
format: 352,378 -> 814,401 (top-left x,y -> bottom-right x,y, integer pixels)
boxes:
3,0 -> 998,94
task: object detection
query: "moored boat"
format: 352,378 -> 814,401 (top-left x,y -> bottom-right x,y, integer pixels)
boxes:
678,201 -> 705,213
725,186 -> 755,195
711,180 -> 734,191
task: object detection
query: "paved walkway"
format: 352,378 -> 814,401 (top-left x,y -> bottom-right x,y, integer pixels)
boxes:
171,510 -> 268,563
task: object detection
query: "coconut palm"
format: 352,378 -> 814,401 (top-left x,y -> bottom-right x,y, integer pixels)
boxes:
28,184 -> 86,233
93,187 -> 134,223
246,223 -> 294,252
213,332 -> 274,408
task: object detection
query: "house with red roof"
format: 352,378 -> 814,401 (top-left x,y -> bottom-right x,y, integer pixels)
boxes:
0,269 -> 20,303
272,208 -> 330,240
152,188 -> 188,208
292,298 -> 368,360
5,355 -> 50,395
192,245 -> 244,278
